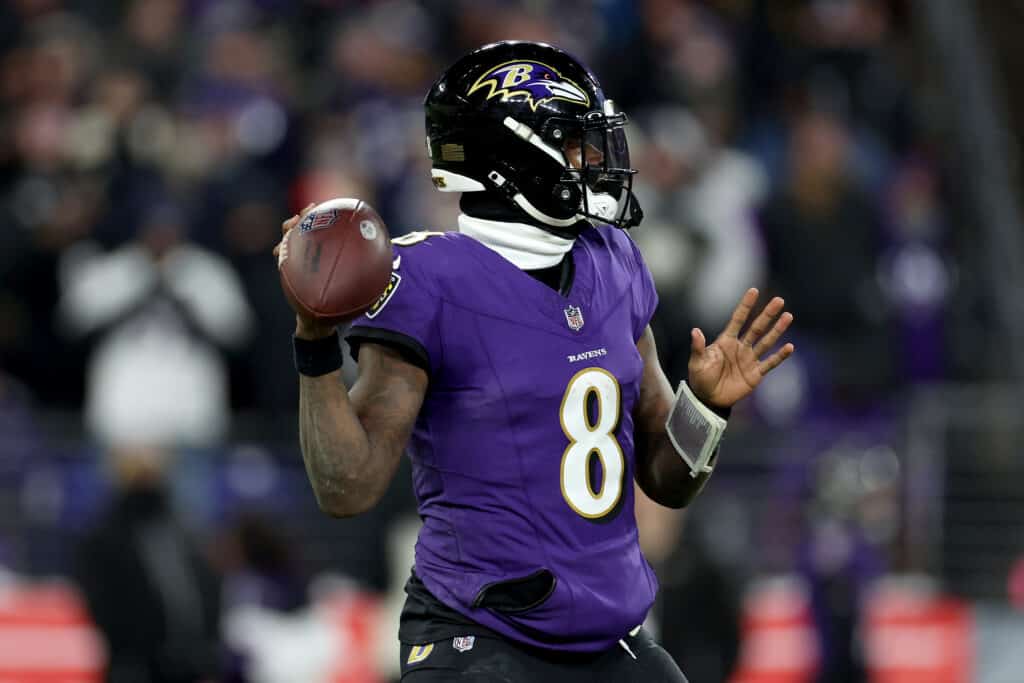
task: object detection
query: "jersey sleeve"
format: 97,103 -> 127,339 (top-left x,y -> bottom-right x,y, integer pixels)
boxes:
345,249 -> 441,375
628,237 -> 659,342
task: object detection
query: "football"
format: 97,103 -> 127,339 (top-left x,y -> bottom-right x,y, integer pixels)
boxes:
279,197 -> 393,326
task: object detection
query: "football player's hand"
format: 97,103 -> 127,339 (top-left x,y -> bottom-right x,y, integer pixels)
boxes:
273,202 -> 314,266
274,203 -> 335,339
687,288 -> 794,410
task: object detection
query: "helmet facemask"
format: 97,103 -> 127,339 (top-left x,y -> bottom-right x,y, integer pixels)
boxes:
552,104 -> 643,230
486,103 -> 642,233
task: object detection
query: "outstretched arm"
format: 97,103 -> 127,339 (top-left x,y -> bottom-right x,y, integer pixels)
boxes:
633,289 -> 794,508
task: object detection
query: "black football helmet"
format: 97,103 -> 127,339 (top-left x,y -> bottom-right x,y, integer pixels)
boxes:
424,41 -> 643,236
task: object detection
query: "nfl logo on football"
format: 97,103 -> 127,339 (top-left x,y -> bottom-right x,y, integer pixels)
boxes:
452,635 -> 475,653
300,209 -> 339,233
564,305 -> 584,331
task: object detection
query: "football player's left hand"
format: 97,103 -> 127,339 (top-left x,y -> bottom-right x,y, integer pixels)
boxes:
688,288 -> 794,410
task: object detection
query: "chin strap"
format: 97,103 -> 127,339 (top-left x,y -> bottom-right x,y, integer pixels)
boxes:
458,213 -> 574,270
486,170 -> 581,229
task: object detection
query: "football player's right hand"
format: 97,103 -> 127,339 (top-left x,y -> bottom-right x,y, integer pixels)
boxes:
274,203 -> 336,339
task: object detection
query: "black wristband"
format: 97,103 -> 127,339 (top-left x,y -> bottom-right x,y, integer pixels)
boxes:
293,331 -> 343,376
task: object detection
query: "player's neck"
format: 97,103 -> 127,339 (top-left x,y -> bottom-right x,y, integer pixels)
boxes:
458,213 -> 574,270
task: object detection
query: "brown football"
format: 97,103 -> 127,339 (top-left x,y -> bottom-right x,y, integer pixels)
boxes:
279,198 -> 392,326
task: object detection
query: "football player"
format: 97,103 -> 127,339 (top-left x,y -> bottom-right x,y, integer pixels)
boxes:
278,41 -> 793,682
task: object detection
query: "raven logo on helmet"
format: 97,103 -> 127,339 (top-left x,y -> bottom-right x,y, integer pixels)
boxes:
468,61 -> 590,112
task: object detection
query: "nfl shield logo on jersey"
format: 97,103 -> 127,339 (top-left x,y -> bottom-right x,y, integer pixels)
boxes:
452,635 -> 475,652
564,305 -> 584,331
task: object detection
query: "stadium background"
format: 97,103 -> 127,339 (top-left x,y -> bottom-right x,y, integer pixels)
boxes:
1,0 -> 1023,681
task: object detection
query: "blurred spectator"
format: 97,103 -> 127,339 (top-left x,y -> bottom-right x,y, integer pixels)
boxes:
798,450 -> 885,683
219,513 -> 325,683
878,157 -> 950,383
75,445 -> 221,683
633,106 -> 767,379
0,372 -> 42,569
200,171 -> 297,415
0,14 -> 105,405
308,1 -> 440,227
58,203 -> 253,447
115,0 -> 187,98
601,0 -> 701,110
636,490 -> 741,682
221,513 -> 307,617
0,373 -> 40,472
759,107 -> 893,410
219,516 -> 337,683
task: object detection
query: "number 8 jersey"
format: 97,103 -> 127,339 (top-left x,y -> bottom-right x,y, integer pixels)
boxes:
346,224 -> 660,652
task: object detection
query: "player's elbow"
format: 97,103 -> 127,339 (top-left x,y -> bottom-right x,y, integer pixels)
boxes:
312,487 -> 379,518
668,476 -> 709,509
642,487 -> 696,510
637,471 -> 707,509
657,491 -> 699,509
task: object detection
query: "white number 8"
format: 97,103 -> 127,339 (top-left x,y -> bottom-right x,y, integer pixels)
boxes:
559,368 -> 625,519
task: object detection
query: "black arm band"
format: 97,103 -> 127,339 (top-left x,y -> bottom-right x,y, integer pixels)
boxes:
293,331 -> 343,376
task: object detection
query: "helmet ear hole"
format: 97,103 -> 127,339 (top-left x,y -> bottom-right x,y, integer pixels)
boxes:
552,183 -> 581,213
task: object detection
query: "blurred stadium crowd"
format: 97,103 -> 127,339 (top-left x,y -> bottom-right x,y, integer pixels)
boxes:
0,0 -> 990,682
0,0 -> 954,426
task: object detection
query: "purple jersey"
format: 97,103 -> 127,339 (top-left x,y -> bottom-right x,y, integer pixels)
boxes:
347,224 -> 659,651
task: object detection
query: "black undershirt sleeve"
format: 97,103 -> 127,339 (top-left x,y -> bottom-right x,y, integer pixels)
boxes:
346,326 -> 430,374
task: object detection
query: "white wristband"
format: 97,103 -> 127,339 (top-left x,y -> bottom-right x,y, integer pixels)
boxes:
665,382 -> 728,477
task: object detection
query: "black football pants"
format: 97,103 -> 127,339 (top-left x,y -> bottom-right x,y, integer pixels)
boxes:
399,627 -> 688,683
